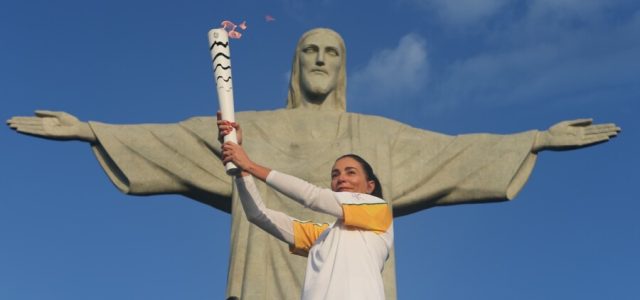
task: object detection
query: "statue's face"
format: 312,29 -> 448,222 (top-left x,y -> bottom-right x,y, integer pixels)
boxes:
298,32 -> 342,98
331,157 -> 375,195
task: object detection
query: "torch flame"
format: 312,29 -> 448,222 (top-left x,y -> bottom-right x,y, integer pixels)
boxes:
220,20 -> 247,39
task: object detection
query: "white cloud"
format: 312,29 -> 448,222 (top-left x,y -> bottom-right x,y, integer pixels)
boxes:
424,9 -> 640,112
388,0 -> 638,117
348,34 -> 429,109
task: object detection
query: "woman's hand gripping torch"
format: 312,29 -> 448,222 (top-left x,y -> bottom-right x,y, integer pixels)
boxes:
209,28 -> 240,175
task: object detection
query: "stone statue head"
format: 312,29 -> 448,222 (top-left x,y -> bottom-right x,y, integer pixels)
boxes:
286,28 -> 347,111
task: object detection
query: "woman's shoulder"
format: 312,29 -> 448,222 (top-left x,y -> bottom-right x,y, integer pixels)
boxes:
333,192 -> 386,205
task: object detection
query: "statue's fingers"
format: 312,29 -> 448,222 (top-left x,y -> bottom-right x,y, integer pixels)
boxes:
9,117 -> 31,122
16,125 -> 45,134
585,124 -> 619,135
6,119 -> 36,129
586,125 -> 621,138
8,117 -> 38,124
13,124 -> 44,132
596,123 -> 617,127
7,116 -> 25,124
16,126 -> 46,136
583,134 -> 610,145
567,118 -> 593,127
7,118 -> 20,127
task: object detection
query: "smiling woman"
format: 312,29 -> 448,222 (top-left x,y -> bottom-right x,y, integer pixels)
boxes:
218,117 -> 393,300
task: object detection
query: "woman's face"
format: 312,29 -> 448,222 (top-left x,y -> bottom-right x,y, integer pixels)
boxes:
330,157 -> 375,194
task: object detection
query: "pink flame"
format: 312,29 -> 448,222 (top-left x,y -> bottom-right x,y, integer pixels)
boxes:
220,20 -> 246,39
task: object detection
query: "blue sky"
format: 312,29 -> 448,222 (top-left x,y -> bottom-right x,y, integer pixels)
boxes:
1,0 -> 638,299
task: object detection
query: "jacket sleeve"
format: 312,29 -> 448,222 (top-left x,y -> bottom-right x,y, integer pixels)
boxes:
265,170 -> 343,218
235,175 -> 295,244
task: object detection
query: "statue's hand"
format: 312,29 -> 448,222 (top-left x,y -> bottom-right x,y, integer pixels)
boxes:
7,110 -> 96,142
533,118 -> 621,152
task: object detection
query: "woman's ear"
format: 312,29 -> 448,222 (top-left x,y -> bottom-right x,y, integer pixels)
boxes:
366,180 -> 375,194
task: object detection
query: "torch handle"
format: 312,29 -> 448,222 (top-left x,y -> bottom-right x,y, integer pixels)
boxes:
208,28 -> 240,176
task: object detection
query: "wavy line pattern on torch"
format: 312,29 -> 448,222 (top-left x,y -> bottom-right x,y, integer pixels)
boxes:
212,52 -> 231,63
214,64 -> 231,72
216,76 -> 232,82
209,41 -> 229,50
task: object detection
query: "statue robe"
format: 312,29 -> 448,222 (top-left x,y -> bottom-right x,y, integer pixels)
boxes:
88,109 -> 538,300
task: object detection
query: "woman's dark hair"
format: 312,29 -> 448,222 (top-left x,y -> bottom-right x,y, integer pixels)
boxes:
335,154 -> 383,199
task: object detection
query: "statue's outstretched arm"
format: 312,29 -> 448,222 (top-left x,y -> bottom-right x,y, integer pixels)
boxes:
7,110 -> 97,143
532,119 -> 620,153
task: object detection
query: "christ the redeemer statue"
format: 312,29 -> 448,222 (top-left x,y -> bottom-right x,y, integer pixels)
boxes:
7,28 -> 619,300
